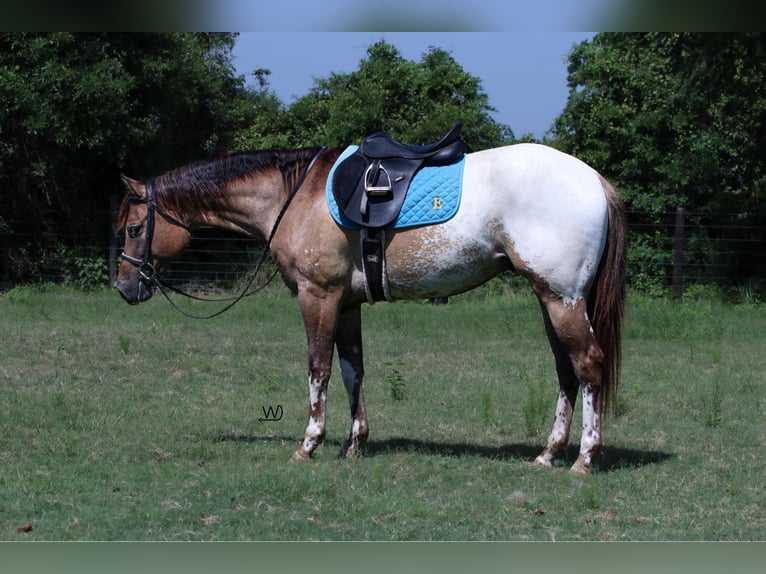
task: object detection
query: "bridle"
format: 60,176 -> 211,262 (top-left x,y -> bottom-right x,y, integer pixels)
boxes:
120,180 -> 191,283
120,146 -> 327,319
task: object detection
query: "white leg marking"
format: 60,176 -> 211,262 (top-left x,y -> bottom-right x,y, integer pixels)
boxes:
535,390 -> 573,466
578,382 -> 601,468
300,374 -> 326,455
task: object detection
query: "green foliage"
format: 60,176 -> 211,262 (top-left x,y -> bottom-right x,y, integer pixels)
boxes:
522,375 -> 549,439
626,230 -> 671,297
554,33 -> 766,213
236,40 -> 514,151
553,33 -> 766,293
73,255 -> 107,292
731,280 -> 763,305
118,334 -> 131,355
2,35 -> 514,289
0,33 -> 259,285
480,391 -> 494,426
3,284 -> 37,302
386,360 -> 407,401
701,377 -> 723,429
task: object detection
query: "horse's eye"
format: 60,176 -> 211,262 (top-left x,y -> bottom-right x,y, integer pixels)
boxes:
127,224 -> 143,239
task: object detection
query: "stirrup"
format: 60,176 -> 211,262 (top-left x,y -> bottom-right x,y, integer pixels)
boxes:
364,162 -> 393,195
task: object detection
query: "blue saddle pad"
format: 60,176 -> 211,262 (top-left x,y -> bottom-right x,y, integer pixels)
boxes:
326,145 -> 465,229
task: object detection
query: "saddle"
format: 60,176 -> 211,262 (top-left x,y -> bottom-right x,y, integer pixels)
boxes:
330,124 -> 466,303
331,123 -> 464,228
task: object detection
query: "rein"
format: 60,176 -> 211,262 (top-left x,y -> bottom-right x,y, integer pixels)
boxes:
121,146 -> 327,319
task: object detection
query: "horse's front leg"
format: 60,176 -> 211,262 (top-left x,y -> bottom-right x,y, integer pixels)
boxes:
335,304 -> 369,458
290,289 -> 343,462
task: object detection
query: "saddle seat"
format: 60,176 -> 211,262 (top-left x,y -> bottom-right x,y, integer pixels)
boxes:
331,123 -> 465,229
359,122 -> 464,162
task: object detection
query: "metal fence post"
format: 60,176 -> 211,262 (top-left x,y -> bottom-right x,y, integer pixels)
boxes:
672,207 -> 685,300
108,193 -> 118,289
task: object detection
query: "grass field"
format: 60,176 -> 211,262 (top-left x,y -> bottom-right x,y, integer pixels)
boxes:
1,283 -> 764,540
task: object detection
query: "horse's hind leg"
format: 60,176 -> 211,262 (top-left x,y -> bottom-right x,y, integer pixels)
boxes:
534,301 -> 579,468
335,305 -> 369,458
535,292 -> 605,474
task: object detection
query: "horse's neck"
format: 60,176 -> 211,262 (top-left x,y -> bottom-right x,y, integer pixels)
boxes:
187,176 -> 285,240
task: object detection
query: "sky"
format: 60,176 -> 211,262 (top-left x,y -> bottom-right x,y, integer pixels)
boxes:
231,32 -> 595,140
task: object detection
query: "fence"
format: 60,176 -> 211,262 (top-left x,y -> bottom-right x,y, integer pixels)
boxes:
108,227 -> 272,292
2,210 -> 764,299
626,209 -> 765,298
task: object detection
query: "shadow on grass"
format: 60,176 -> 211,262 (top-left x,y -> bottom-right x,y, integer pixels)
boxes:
364,437 -> 673,472
211,432 -> 672,472
212,432 -> 294,445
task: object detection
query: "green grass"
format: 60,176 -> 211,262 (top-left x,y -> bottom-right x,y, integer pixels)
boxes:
1,285 -> 764,540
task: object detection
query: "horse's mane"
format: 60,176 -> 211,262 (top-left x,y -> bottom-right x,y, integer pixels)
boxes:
118,147 -> 325,230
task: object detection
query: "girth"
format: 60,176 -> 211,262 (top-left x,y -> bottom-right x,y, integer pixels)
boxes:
331,124 -> 465,303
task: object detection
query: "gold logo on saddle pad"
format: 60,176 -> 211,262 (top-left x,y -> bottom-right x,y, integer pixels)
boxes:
432,197 -> 443,210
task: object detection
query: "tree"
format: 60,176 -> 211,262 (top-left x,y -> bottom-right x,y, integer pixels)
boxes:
229,68 -> 289,151
237,40 -> 513,151
552,33 -> 766,291
554,33 -> 766,214
0,33 -> 257,284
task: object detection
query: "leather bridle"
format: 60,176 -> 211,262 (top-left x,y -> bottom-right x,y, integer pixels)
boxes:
120,180 -> 191,284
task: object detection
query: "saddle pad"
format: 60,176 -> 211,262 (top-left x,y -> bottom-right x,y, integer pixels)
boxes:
326,145 -> 465,230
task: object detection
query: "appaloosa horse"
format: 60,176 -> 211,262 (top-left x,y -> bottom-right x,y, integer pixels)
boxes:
117,141 -> 626,474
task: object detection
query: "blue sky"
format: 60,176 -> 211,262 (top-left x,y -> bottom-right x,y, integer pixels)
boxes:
209,1 -> 615,32
232,32 -> 595,140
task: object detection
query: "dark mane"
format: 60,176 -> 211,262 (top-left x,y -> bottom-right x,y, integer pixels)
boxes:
118,147 -> 325,230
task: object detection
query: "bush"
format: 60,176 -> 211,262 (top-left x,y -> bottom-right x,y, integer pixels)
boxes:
73,255 -> 108,292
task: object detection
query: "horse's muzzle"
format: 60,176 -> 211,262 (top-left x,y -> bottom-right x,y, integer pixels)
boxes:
117,277 -> 154,305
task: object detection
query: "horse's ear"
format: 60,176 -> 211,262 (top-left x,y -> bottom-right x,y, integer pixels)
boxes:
120,174 -> 146,199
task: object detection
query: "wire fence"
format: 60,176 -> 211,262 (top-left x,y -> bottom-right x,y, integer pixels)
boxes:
129,228 -> 272,293
626,209 -> 765,298
2,210 -> 764,299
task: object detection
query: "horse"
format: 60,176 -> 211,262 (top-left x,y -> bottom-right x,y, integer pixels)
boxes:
116,142 -> 626,474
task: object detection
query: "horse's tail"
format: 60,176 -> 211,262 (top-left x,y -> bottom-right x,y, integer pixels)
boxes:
589,176 -> 627,413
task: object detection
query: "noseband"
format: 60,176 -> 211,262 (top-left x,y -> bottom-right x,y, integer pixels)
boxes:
120,180 -> 191,284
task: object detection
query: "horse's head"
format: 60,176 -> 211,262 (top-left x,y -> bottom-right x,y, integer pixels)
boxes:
117,175 -> 191,305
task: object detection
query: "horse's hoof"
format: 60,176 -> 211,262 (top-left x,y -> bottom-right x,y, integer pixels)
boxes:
290,449 -> 311,462
532,455 -> 553,469
569,458 -> 590,475
339,444 -> 363,459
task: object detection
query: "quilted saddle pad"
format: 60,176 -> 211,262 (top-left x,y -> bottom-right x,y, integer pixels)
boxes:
326,145 -> 465,230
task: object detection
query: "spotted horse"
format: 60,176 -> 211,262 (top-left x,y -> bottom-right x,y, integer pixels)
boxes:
116,127 -> 626,474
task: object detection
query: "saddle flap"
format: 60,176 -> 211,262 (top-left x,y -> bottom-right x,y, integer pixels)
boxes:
332,152 -> 417,227
331,151 -> 367,213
